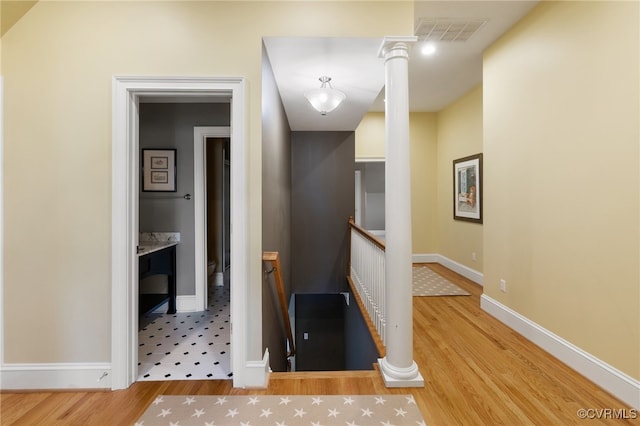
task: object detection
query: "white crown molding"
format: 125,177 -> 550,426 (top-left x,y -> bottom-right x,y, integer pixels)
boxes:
0,363 -> 111,390
481,294 -> 640,409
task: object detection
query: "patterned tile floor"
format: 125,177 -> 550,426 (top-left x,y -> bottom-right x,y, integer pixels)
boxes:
137,277 -> 232,381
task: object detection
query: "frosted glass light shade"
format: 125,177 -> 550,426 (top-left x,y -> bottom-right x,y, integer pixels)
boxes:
304,76 -> 346,115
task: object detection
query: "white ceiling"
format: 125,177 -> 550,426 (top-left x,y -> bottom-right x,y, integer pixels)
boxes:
263,1 -> 539,132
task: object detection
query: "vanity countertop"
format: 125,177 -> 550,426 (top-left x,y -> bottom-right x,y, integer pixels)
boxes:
138,232 -> 180,256
137,241 -> 178,256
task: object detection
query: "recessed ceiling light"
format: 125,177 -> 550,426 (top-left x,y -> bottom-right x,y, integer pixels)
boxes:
421,43 -> 436,56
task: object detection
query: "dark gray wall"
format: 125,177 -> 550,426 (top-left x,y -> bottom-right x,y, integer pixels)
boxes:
291,131 -> 355,294
261,44 -> 292,372
344,287 -> 379,370
294,290 -> 378,372
295,294 -> 345,371
139,102 -> 229,295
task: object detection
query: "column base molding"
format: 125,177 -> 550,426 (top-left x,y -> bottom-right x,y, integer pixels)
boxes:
378,357 -> 425,388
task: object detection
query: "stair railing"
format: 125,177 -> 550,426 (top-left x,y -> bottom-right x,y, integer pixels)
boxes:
263,252 -> 295,359
347,217 -> 386,350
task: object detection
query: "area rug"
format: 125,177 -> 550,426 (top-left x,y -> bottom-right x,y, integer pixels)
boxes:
135,395 -> 426,425
413,265 -> 470,296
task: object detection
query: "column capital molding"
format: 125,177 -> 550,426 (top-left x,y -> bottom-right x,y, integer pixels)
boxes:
377,36 -> 418,60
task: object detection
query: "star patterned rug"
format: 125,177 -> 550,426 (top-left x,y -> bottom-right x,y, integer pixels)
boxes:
412,265 -> 470,296
135,395 -> 426,425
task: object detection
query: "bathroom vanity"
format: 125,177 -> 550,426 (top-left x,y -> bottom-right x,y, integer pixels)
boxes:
138,235 -> 179,315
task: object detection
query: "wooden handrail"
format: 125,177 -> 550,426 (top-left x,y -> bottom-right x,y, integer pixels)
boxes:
348,216 -> 385,250
263,252 -> 295,358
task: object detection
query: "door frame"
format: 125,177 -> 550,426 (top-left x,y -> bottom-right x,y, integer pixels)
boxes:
193,126 -> 230,311
111,76 -> 255,390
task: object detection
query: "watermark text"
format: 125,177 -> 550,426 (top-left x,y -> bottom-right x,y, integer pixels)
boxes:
577,408 -> 637,420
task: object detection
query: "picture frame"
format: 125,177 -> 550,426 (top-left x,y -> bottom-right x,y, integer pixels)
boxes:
453,153 -> 482,223
142,149 -> 176,192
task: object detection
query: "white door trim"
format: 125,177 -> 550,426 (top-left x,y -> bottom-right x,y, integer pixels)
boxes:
0,76 -> 4,367
193,126 -> 230,311
111,76 -> 252,390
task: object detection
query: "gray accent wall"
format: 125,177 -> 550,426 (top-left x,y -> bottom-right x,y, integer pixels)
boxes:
262,44 -> 292,372
295,294 -> 345,371
344,288 -> 379,370
139,102 -> 230,296
291,131 -> 355,294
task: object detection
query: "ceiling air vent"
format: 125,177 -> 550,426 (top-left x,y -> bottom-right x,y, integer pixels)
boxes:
414,18 -> 488,42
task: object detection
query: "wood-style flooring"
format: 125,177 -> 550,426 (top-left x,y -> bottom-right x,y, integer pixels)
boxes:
1,263 -> 636,425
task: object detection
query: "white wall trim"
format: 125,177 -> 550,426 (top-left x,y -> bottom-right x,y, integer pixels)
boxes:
242,349 -> 271,389
0,76 -> 4,367
176,295 -> 197,313
193,126 -> 230,311
112,76 -> 256,391
355,157 -> 385,163
412,253 -> 439,264
150,296 -> 198,314
0,363 -> 112,390
481,294 -> 640,409
413,253 -> 484,286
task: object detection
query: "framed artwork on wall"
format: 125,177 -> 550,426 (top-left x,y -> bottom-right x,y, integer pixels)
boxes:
142,149 -> 177,192
453,153 -> 482,223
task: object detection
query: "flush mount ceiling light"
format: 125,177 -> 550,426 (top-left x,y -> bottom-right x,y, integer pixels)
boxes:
304,76 -> 346,115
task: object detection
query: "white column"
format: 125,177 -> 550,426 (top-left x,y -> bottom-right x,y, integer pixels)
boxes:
377,36 -> 424,387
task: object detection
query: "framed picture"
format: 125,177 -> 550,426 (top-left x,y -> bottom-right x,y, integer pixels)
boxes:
142,149 -> 176,192
453,153 -> 482,223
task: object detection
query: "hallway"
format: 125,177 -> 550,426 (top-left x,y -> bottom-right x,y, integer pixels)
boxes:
3,263 -> 633,425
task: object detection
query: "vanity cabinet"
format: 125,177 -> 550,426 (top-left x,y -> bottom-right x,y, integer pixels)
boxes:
138,244 -> 177,315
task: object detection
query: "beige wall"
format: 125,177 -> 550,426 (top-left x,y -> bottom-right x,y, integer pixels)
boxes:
355,112 -> 438,254
2,1 -> 412,364
484,1 -> 639,379
409,112 -> 438,254
436,85 -> 483,271
355,112 -> 385,160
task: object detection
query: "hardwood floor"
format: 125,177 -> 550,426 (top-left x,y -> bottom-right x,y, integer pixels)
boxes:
1,264 -> 636,425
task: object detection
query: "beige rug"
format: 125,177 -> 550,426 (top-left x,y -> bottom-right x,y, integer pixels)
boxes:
413,265 -> 470,296
136,395 -> 426,425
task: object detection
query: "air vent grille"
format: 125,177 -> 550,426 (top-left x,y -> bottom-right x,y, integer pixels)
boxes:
415,18 -> 488,42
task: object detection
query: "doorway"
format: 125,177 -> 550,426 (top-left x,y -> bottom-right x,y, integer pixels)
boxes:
136,110 -> 232,381
111,77 -> 263,390
194,127 -> 231,311
355,160 -> 385,238
204,136 -> 231,292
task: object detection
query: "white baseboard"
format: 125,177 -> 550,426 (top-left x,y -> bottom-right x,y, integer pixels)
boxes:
176,295 -> 197,312
412,253 -> 439,264
481,294 -> 640,409
151,295 -> 198,313
0,363 -> 112,390
413,253 -> 484,286
239,349 -> 270,389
